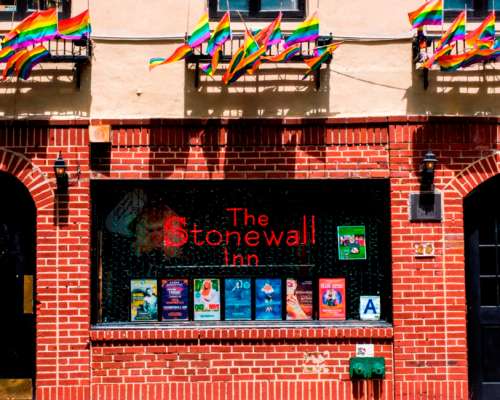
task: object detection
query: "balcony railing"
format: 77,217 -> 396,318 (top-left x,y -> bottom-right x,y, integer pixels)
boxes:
186,34 -> 333,89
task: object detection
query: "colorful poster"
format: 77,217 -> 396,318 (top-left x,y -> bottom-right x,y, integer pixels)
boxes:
225,278 -> 252,320
130,279 -> 158,321
319,278 -> 346,320
255,278 -> 282,320
337,226 -> 367,260
286,278 -> 313,320
160,279 -> 189,320
193,279 -> 221,320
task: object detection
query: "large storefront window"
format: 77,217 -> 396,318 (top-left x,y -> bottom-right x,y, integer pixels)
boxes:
91,180 -> 391,325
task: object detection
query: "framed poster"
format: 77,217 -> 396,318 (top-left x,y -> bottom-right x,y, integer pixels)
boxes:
193,279 -> 221,321
319,278 -> 346,320
337,226 -> 367,260
160,279 -> 189,321
130,279 -> 158,321
286,278 -> 313,320
255,278 -> 282,320
225,278 -> 252,320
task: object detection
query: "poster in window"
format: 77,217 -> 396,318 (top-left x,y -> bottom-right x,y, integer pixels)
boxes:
255,278 -> 282,320
337,226 -> 367,260
193,279 -> 221,321
130,279 -> 158,321
160,279 -> 189,321
286,278 -> 313,320
224,278 -> 252,320
319,278 -> 346,320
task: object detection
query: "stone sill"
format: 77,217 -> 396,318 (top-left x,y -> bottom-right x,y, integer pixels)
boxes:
90,321 -> 393,342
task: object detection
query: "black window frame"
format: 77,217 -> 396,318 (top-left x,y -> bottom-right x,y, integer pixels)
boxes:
445,0 -> 497,21
0,0 -> 70,22
208,0 -> 305,21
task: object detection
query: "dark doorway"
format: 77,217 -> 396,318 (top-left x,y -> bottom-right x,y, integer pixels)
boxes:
465,174 -> 500,399
0,172 -> 36,400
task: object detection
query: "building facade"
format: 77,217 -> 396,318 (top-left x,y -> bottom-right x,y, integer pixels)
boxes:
0,0 -> 499,399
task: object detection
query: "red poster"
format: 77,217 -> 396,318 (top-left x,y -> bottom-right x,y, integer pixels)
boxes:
319,278 -> 346,320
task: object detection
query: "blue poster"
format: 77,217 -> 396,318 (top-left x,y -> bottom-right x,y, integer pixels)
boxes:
255,278 -> 282,320
225,279 -> 251,320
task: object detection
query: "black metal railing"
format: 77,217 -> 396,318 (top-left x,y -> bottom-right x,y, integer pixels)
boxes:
186,34 -> 333,89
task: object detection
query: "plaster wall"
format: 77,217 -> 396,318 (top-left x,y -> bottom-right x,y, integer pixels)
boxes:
0,0 -> 499,119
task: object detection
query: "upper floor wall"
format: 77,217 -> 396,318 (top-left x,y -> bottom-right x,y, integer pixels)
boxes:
0,0 -> 498,119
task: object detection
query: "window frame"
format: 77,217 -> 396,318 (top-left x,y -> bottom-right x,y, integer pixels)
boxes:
445,0 -> 495,21
208,0 -> 306,21
0,0 -> 70,22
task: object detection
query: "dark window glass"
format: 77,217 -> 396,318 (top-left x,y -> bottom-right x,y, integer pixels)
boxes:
479,218 -> 496,245
92,180 -> 392,324
479,247 -> 497,277
480,277 -> 498,306
210,0 -> 305,20
487,0 -> 500,10
0,0 -> 69,20
482,327 -> 500,381
444,0 -> 473,10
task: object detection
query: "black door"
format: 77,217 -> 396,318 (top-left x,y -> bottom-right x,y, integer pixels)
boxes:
0,172 -> 36,399
465,175 -> 500,399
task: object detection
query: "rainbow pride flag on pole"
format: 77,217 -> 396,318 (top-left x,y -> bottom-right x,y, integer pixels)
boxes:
14,45 -> 50,80
465,12 -> 495,48
149,44 -> 192,70
302,42 -> 341,79
421,43 -> 455,69
436,11 -> 466,50
0,47 -> 15,63
223,31 -> 266,84
262,44 -> 301,62
187,13 -> 211,48
58,9 -> 91,40
284,12 -> 319,48
2,8 -> 57,50
201,46 -> 222,76
2,49 -> 28,80
206,12 -> 231,56
408,0 -> 443,29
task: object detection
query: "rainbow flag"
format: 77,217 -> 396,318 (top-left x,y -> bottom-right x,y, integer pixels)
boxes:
2,8 -> 57,50
206,12 -> 231,56
421,43 -> 454,69
258,12 -> 282,47
0,46 -> 15,63
262,44 -> 300,62
460,47 -> 500,68
58,9 -> 91,40
408,0 -> 443,29
187,12 -> 211,48
284,12 -> 319,48
201,46 -> 221,76
437,51 -> 470,71
149,44 -> 192,70
224,31 -> 266,84
15,45 -> 50,80
436,11 -> 466,50
2,49 -> 27,80
302,42 -> 341,79
465,12 -> 495,48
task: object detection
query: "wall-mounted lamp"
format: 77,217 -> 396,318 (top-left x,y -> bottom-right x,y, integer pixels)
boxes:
54,152 -> 68,191
420,150 -> 438,191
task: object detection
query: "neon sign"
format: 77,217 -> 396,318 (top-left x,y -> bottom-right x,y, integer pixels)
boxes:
164,208 -> 316,266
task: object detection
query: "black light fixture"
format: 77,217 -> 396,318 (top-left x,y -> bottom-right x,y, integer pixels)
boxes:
420,150 -> 438,191
54,152 -> 68,190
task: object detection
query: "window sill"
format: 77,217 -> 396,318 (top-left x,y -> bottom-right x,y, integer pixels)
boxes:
90,321 -> 393,342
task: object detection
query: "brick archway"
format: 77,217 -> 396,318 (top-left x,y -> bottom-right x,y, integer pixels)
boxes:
0,148 -> 54,210
446,152 -> 500,197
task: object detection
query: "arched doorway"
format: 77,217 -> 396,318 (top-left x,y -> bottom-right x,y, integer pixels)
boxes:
0,172 -> 36,400
465,174 -> 500,399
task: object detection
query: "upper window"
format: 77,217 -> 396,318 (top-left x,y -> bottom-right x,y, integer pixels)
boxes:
445,0 -> 499,19
0,0 -> 70,21
209,0 -> 305,20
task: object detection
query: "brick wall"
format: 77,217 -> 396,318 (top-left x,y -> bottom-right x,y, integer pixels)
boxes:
0,117 -> 499,399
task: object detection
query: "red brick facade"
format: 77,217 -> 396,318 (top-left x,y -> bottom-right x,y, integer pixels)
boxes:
1,117 -> 499,399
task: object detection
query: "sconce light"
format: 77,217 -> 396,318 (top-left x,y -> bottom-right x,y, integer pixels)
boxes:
420,150 -> 438,191
54,152 -> 68,191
